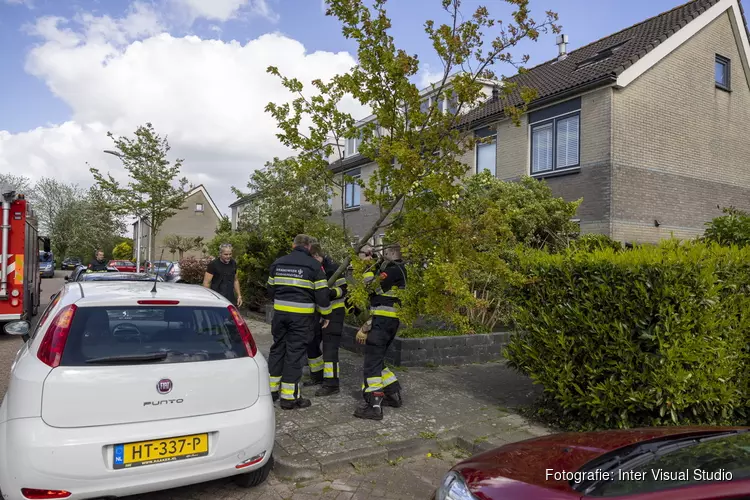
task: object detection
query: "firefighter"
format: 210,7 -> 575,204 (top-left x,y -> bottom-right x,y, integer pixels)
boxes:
87,250 -> 108,272
303,242 -> 326,388
309,244 -> 348,397
267,234 -> 332,410
354,243 -> 407,421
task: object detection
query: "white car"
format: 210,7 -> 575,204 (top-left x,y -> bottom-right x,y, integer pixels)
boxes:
0,282 -> 275,500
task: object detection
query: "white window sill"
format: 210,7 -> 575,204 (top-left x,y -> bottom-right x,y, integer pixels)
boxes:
531,166 -> 581,179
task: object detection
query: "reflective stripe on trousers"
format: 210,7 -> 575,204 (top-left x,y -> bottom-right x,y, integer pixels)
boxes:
308,356 -> 323,373
274,300 -> 316,314
270,375 -> 281,393
324,361 -> 338,379
361,367 -> 398,391
280,381 -> 301,401
331,298 -> 346,310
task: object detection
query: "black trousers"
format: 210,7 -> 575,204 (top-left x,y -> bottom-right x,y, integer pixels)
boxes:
307,314 -> 324,381
269,311 -> 316,401
322,308 -> 345,387
362,316 -> 401,397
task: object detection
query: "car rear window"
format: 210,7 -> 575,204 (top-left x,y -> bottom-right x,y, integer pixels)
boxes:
59,306 -> 249,366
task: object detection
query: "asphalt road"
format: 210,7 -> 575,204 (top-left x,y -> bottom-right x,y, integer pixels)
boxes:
0,270 -> 67,399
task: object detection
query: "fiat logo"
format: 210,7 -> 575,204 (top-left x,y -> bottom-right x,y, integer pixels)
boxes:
157,379 -> 173,395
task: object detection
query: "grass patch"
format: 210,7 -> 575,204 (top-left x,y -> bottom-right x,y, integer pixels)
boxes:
419,431 -> 438,440
473,436 -> 489,444
388,456 -> 405,467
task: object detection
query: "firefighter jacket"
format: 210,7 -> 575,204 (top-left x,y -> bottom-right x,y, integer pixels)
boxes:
347,259 -> 379,316
267,247 -> 332,316
87,259 -> 108,272
370,259 -> 407,319
322,256 -> 347,312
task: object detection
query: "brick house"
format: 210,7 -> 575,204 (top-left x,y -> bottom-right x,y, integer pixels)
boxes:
325,0 -> 750,244
132,185 -> 223,262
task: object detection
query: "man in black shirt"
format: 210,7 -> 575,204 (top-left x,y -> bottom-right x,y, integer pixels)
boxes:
203,243 -> 243,306
87,250 -> 108,273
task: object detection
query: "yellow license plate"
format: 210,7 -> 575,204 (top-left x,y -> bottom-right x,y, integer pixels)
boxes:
113,433 -> 209,469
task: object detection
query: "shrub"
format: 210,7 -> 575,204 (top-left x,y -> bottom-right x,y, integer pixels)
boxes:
568,233 -> 623,253
505,240 -> 750,431
704,207 -> 750,247
178,256 -> 212,284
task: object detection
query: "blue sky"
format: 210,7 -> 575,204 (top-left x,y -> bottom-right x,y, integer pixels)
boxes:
0,0 -> 745,213
0,0 -> 716,133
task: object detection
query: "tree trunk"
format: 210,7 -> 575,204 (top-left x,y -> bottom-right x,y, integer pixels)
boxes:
327,195 -> 403,286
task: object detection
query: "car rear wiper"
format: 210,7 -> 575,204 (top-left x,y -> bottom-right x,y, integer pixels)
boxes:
85,352 -> 169,364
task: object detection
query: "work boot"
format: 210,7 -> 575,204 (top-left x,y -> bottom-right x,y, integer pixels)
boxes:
303,376 -> 323,387
353,393 -> 384,421
280,398 -> 312,410
272,392 -> 279,403
382,392 -> 402,408
315,386 -> 340,397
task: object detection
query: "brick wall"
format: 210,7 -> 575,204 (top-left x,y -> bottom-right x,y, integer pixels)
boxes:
611,12 -> 750,243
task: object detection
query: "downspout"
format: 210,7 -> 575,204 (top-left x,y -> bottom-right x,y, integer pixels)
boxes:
1,194 -> 11,298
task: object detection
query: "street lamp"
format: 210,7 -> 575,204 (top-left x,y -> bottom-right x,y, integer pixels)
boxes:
102,149 -> 149,271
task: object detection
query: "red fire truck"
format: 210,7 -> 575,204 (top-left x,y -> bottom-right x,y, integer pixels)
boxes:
1,188 -> 45,327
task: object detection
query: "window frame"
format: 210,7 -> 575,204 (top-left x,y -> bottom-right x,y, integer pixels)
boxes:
344,168 -> 361,210
345,136 -> 359,157
195,203 -> 205,213
474,127 -> 497,176
529,110 -> 581,176
715,54 -> 731,91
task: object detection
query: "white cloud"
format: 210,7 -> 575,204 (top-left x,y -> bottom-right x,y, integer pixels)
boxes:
172,0 -> 277,23
2,3 -> 368,218
418,63 -> 446,89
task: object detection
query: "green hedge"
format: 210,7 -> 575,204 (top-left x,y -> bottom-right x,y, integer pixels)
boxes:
505,240 -> 750,430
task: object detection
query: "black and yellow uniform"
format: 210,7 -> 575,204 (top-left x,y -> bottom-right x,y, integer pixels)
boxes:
267,246 -> 332,409
86,259 -> 108,272
355,259 -> 407,420
304,257 -> 348,389
317,257 -> 347,394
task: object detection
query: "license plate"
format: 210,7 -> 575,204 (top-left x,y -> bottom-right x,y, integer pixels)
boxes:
113,433 -> 209,469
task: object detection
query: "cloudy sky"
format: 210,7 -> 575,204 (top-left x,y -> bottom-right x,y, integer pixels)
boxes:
0,0 -> 715,217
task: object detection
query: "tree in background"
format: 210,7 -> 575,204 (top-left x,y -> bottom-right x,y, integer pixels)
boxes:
266,0 -> 559,286
0,174 -> 34,197
162,234 -> 204,260
89,123 -> 190,259
112,241 -> 133,260
233,156 -> 350,260
216,215 -> 232,234
704,206 -> 750,247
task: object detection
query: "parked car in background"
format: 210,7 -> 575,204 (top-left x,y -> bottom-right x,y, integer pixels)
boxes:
39,259 -> 55,278
66,265 -> 120,283
0,281 -> 274,499
164,262 -> 183,283
61,257 -> 82,270
108,260 -> 137,272
433,427 -> 750,500
150,260 -> 173,275
79,272 -> 164,282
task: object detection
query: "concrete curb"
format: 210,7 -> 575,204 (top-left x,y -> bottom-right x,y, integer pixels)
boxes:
271,416 -> 551,480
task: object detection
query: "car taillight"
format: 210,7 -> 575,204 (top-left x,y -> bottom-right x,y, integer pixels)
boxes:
37,304 -> 77,368
21,489 -> 71,499
137,300 -> 179,305
228,305 -> 257,357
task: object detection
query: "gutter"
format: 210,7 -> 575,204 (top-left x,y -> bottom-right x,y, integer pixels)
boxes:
0,193 -> 11,299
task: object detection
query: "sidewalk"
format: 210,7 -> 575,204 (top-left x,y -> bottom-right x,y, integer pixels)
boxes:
244,317 -> 552,480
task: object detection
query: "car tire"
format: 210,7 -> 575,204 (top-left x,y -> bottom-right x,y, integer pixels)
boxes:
233,455 -> 274,488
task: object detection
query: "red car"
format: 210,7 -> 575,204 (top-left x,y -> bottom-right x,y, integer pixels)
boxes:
108,260 -> 137,272
434,426 -> 750,500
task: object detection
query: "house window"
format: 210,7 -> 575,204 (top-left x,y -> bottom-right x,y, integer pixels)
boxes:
531,112 -> 580,174
195,203 -> 204,212
344,168 -> 361,209
715,54 -> 730,90
326,188 -> 334,208
474,127 -> 497,176
346,137 -> 359,157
